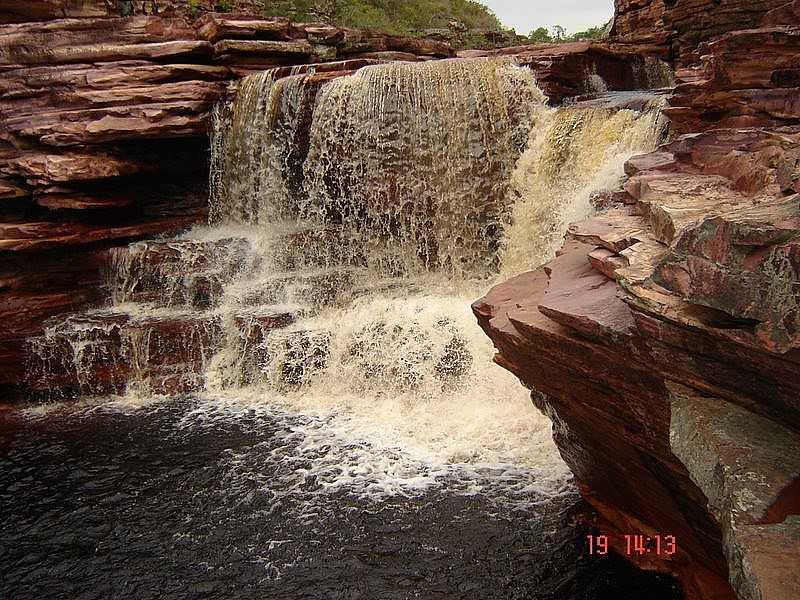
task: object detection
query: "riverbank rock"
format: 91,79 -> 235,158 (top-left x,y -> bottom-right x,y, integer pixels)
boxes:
477,131 -> 800,598
477,3 -> 800,597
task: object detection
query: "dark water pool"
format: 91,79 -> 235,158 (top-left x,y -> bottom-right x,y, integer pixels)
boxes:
0,397 -> 681,600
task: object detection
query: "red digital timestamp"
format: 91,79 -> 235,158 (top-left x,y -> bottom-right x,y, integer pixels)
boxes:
587,534 -> 677,557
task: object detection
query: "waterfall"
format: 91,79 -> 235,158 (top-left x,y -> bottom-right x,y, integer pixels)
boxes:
501,98 -> 668,275
300,60 -> 545,277
210,58 -> 547,278
209,72 -> 319,225
27,56 -> 671,498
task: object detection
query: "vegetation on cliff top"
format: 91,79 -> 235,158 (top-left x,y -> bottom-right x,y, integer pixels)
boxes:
205,1 -> 608,48
529,23 -> 610,44
258,0 -> 503,34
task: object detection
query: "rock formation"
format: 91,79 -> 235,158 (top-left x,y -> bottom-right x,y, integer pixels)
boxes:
477,2 -> 800,599
3,1 -> 799,599
612,0 -> 791,65
0,5 -> 660,399
0,10 -> 453,397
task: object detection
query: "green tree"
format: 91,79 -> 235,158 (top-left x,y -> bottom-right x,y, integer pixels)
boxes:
528,27 -> 551,43
568,25 -> 604,41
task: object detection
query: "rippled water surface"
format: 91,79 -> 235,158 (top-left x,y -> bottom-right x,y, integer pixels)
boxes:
1,396 -> 681,600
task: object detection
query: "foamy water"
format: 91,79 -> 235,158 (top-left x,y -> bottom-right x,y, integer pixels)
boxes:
21,61 -> 671,512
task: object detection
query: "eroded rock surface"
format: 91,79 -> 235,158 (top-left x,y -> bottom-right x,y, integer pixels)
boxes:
611,0 -> 790,65
477,3 -> 800,598
0,12 -> 454,396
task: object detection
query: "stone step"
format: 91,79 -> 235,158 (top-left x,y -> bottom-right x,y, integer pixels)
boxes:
25,301 -> 309,398
567,206 -> 648,253
227,267 -> 366,310
26,307 -> 225,398
110,237 -> 254,308
110,227 -> 365,309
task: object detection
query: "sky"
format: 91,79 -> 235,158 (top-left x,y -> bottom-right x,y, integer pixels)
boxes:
478,0 -> 614,36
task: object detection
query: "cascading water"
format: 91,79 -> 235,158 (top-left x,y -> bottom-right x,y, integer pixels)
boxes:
212,59 -> 546,277
501,98 -> 668,274
11,56 -> 677,599
24,56 -> 671,493
202,58 -> 567,483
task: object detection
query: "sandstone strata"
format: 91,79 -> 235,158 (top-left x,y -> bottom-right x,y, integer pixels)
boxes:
0,11 -> 452,395
611,0 -> 790,65
667,25 -> 800,134
0,6 -> 663,397
460,41 -> 674,103
477,125 -> 800,599
478,2 -> 800,598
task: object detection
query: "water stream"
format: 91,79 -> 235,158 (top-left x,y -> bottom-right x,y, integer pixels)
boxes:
5,57 -> 675,599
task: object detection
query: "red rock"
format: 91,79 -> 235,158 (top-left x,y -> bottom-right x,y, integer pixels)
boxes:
614,127 -> 800,359
0,215 -> 202,251
567,207 -> 649,253
669,383 -> 800,600
0,16 -> 197,50
301,24 -> 344,44
473,259 -> 736,600
3,39 -> 212,66
0,247 -> 109,390
0,177 -> 28,199
476,11 -> 800,591
33,187 -> 135,209
667,27 -> 800,133
26,307 -> 226,397
347,51 -> 423,62
213,38 -> 314,59
587,247 -> 628,280
234,308 -> 301,344
610,0 -> 670,49
539,240 -> 637,343
195,15 -> 291,42
0,1 -> 217,23
654,196 -> 800,353
385,36 -> 453,58
0,12 -> 455,402
763,0 -> 800,26
1,151 -> 158,185
611,0 -> 791,66
0,62 -> 230,99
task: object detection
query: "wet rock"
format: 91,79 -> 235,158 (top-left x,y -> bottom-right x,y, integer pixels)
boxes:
0,12 -> 452,395
669,383 -> 800,600
110,237 -> 252,306
26,310 -> 132,398
27,307 -> 227,398
475,123 -> 800,600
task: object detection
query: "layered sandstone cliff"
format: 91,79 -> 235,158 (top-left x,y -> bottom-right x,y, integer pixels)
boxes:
0,5 -> 662,399
0,9 -> 455,397
611,0 -> 791,65
479,2 -> 800,599
3,1 -> 799,598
